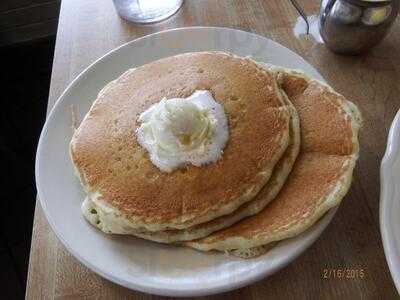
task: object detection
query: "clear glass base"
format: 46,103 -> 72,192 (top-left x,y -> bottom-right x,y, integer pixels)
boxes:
113,0 -> 184,24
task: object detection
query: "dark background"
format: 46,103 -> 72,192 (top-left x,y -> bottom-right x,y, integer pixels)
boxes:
1,1 -> 60,298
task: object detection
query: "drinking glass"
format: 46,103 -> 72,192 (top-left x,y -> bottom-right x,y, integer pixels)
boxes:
113,0 -> 184,23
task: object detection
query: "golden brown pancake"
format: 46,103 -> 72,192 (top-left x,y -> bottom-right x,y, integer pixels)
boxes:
70,52 -> 291,231
186,67 -> 361,257
132,84 -> 300,242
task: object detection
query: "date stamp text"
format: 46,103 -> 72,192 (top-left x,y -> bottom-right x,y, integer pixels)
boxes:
322,268 -> 365,279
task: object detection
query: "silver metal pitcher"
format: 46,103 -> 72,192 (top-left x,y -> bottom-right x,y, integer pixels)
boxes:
291,0 -> 399,54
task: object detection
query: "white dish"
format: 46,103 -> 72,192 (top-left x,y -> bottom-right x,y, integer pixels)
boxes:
36,27 -> 337,297
381,109 -> 400,294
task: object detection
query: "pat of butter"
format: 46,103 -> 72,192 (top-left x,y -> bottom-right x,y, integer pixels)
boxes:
136,90 -> 229,172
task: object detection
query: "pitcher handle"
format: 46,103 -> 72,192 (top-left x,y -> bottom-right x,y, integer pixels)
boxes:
289,0 -> 309,34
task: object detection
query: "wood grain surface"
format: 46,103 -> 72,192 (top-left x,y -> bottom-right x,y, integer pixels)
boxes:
26,0 -> 400,298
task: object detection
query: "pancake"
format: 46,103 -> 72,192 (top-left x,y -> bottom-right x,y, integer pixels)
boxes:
186,67 -> 362,257
130,87 -> 300,242
70,52 -> 291,232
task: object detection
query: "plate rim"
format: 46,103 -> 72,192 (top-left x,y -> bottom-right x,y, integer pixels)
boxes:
35,26 -> 337,297
380,109 -> 400,294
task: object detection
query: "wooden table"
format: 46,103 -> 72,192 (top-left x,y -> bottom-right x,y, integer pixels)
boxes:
26,0 -> 400,298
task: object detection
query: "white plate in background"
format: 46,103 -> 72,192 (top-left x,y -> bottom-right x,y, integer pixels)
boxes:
381,109 -> 400,294
36,27 -> 336,297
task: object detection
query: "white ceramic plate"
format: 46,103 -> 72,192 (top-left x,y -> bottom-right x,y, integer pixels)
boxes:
381,109 -> 400,294
36,27 -> 337,297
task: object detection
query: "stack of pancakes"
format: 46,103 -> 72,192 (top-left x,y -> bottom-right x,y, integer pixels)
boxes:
70,52 -> 361,258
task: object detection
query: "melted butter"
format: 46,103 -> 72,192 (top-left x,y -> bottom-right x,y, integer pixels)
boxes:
136,90 -> 229,172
